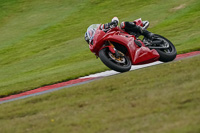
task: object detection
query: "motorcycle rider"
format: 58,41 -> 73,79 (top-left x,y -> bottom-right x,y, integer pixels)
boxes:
85,17 -> 154,44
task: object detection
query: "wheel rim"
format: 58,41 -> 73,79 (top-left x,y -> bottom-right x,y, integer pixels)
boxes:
153,36 -> 174,54
108,52 -> 125,63
107,50 -> 129,66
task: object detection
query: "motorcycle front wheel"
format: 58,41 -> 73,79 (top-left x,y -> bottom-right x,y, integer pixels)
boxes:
99,48 -> 131,72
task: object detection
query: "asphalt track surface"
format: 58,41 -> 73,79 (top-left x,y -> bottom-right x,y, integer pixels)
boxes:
0,51 -> 200,104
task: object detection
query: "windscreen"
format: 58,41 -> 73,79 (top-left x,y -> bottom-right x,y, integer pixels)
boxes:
86,24 -> 100,42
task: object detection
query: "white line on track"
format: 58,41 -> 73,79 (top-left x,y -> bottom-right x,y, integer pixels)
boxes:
80,61 -> 162,78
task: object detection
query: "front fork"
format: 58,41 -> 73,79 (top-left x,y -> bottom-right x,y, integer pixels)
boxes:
98,41 -> 124,59
108,41 -> 122,58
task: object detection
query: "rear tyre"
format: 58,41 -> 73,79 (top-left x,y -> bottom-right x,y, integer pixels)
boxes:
99,48 -> 131,72
154,34 -> 177,62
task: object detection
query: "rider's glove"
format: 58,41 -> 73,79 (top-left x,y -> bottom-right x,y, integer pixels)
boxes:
110,17 -> 119,28
110,21 -> 118,28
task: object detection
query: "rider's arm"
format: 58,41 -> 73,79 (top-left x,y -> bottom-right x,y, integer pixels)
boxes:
101,21 -> 118,31
101,23 -> 111,30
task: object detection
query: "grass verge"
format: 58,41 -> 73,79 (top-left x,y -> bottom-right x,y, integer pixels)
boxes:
0,55 -> 199,133
0,0 -> 200,97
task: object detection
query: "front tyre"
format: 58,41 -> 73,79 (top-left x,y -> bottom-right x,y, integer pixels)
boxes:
154,34 -> 177,62
99,48 -> 131,72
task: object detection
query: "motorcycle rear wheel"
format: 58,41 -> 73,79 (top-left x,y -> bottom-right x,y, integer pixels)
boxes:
153,34 -> 177,62
99,48 -> 131,72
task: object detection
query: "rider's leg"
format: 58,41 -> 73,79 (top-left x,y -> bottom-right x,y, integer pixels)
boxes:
142,29 -> 154,40
120,21 -> 154,39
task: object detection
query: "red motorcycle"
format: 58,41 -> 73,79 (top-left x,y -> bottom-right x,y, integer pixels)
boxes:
87,18 -> 177,72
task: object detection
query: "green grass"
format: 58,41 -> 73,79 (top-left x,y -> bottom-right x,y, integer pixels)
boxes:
0,0 -> 200,97
0,1 -> 199,132
0,55 -> 199,133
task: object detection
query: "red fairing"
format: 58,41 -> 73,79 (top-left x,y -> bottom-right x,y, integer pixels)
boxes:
89,23 -> 159,65
89,29 -> 105,54
133,46 -> 159,64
